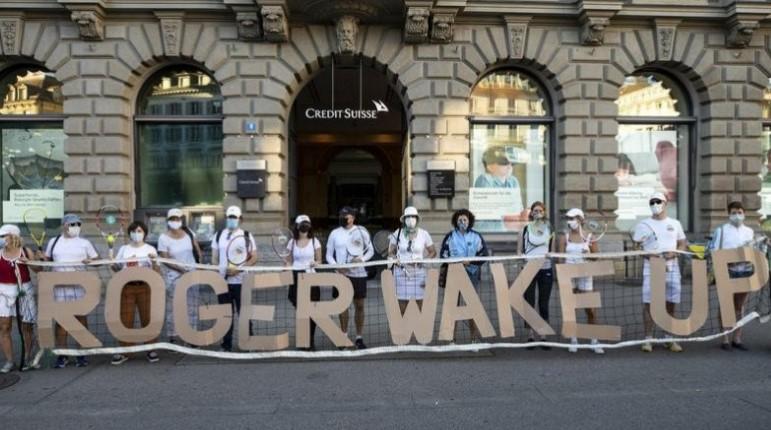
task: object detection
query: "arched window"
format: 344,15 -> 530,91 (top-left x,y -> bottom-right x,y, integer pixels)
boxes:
469,70 -> 552,233
614,72 -> 694,231
0,66 -> 65,223
135,66 -> 223,211
759,78 -> 771,231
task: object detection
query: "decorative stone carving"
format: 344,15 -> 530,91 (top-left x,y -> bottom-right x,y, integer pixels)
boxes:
654,20 -> 679,61
581,16 -> 608,46
161,20 -> 182,56
726,19 -> 758,49
236,12 -> 262,41
505,17 -> 530,59
71,11 -> 104,41
0,18 -> 21,56
431,13 -> 454,44
404,7 -> 429,44
336,15 -> 359,54
261,5 -> 288,42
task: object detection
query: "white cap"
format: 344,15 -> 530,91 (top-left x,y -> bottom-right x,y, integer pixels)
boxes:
295,214 -> 311,224
566,208 -> 584,219
0,224 -> 21,237
400,206 -> 420,222
167,208 -> 183,219
649,192 -> 667,203
226,206 -> 242,217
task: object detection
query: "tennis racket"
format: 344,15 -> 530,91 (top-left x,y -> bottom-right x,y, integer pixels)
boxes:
631,221 -> 658,250
373,230 -> 392,258
97,205 -> 127,259
22,207 -> 47,251
225,234 -> 250,270
581,219 -> 608,244
272,227 -> 293,259
346,226 -> 370,263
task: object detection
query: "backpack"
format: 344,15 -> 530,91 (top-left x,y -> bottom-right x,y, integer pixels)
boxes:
181,226 -> 201,263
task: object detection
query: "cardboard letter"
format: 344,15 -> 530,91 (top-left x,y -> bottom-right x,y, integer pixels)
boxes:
649,257 -> 709,335
555,261 -> 621,341
491,260 -> 556,337
238,272 -> 292,351
104,267 -> 166,344
296,273 -> 354,348
380,268 -> 438,345
438,264 -> 496,341
713,247 -> 770,328
37,271 -> 102,348
174,270 -> 232,346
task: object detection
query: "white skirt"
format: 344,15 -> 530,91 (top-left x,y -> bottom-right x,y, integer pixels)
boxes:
394,266 -> 427,301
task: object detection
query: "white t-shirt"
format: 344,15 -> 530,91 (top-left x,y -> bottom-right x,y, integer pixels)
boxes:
288,238 -> 321,271
115,243 -> 157,269
390,228 -> 433,261
632,217 -> 686,252
45,236 -> 99,272
325,226 -> 374,278
211,228 -> 257,285
158,231 -> 197,283
710,223 -> 754,250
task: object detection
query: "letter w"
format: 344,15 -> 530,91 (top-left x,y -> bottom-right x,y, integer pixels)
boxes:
381,269 -> 438,345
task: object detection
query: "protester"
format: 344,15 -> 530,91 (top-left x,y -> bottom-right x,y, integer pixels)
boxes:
517,201 -> 554,350
157,208 -> 203,344
557,208 -> 603,354
632,192 -> 687,353
708,201 -> 755,351
388,207 -> 436,314
326,206 -> 374,349
40,213 -> 98,368
439,209 -> 488,342
285,214 -> 322,351
211,205 -> 258,352
109,221 -> 161,365
0,225 -> 41,373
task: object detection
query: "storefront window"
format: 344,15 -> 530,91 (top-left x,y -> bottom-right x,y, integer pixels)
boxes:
136,67 -> 223,208
469,70 -> 551,233
0,68 -> 65,224
759,79 -> 771,232
615,73 -> 694,232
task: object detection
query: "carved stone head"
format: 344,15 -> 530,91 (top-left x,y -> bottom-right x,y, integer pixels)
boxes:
261,6 -> 288,42
431,14 -> 454,43
404,7 -> 429,43
336,15 -> 359,54
71,11 -> 104,41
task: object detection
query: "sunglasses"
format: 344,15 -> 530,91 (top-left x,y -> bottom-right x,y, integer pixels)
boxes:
67,222 -> 82,227
649,199 -> 663,205
566,216 -> 577,221
407,239 -> 413,253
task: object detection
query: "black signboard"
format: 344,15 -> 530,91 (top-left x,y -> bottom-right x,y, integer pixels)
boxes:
236,169 -> 266,198
428,170 -> 455,198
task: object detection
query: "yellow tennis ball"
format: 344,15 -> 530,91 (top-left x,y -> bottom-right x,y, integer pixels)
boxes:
106,235 -> 115,246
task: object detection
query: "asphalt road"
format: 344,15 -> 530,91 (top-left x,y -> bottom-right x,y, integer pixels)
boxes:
2,320 -> 771,430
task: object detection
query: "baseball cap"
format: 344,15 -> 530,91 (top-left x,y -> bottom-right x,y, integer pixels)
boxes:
566,208 -> 585,219
226,206 -> 242,217
167,208 -> 183,219
0,224 -> 20,236
62,213 -> 82,225
649,192 -> 667,203
295,214 -> 311,224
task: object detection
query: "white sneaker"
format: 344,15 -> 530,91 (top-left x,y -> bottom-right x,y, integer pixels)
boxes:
591,339 -> 605,355
0,361 -> 14,373
568,337 -> 578,353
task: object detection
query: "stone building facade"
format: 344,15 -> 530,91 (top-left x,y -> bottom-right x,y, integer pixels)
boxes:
1,0 -> 770,250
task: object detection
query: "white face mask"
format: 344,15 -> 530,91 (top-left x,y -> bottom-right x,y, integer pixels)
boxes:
650,204 -> 664,216
405,217 -> 417,229
729,213 -> 744,225
130,232 -> 144,243
168,220 -> 182,230
567,220 -> 579,230
68,226 -> 81,237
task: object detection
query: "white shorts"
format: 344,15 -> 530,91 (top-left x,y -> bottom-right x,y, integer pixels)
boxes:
0,282 -> 36,322
573,277 -> 593,292
642,260 -> 681,304
394,266 -> 427,301
0,283 -> 18,317
54,285 -> 86,302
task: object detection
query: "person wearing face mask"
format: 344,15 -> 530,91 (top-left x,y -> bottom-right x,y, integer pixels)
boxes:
110,221 -> 161,365
211,205 -> 258,352
708,201 -> 755,351
556,208 -> 603,354
516,201 -> 555,350
632,192 -> 687,353
388,207 -> 437,315
439,209 -> 488,342
285,215 -> 322,351
326,206 -> 374,349
0,224 -> 42,373
39,213 -> 99,369
157,208 -> 203,344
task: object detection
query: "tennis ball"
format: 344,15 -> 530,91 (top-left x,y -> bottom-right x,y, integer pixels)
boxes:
106,235 -> 115,246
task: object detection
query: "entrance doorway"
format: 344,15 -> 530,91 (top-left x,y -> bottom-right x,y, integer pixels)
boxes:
289,56 -> 407,232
